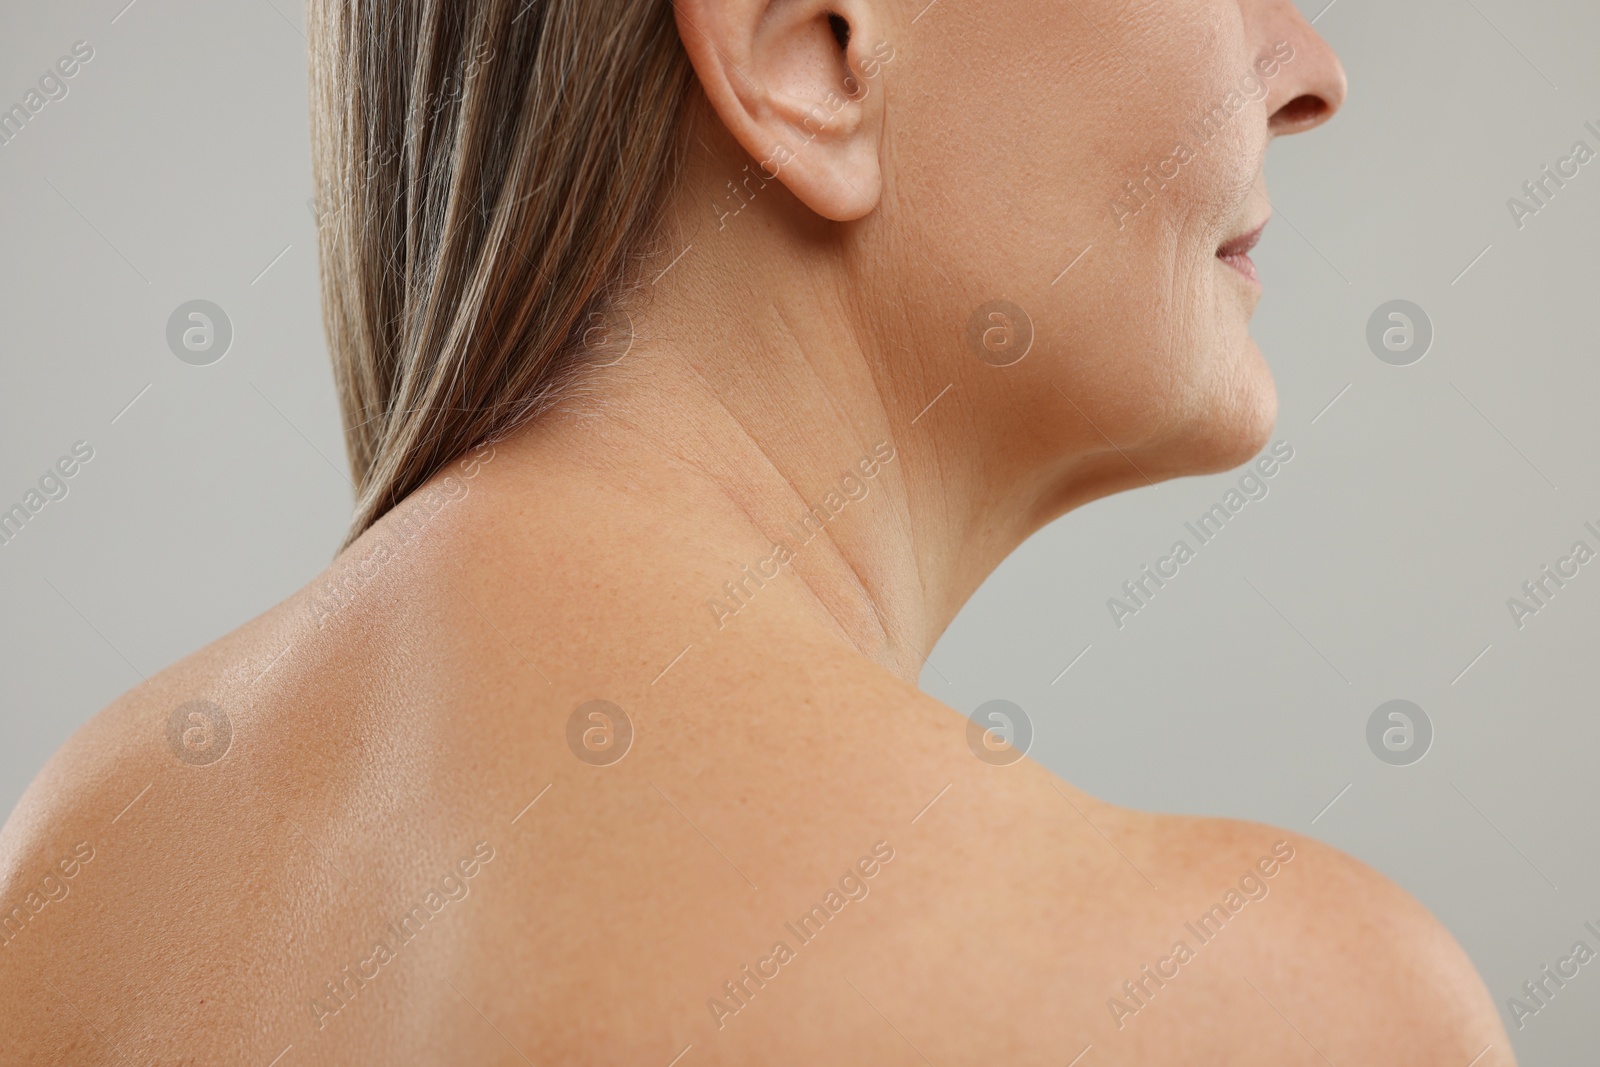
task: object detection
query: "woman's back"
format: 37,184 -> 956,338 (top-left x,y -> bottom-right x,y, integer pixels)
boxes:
0,439 -> 1511,1064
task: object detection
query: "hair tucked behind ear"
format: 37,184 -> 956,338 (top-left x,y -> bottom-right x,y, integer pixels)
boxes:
308,0 -> 695,547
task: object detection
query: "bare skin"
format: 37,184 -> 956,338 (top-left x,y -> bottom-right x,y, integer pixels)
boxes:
0,430 -> 1517,1066
0,0 -> 1515,1063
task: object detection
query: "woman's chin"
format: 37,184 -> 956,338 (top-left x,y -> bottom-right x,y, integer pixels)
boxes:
1168,342 -> 1279,478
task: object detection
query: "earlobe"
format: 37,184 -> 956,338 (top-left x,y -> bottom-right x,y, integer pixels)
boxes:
674,0 -> 886,222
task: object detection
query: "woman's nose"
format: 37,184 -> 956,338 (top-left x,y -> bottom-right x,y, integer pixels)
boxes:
1255,2 -> 1348,136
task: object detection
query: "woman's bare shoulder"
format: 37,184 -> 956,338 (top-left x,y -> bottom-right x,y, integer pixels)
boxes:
0,613 -> 1513,1065
0,592 -> 486,1061
1092,809 -> 1516,1065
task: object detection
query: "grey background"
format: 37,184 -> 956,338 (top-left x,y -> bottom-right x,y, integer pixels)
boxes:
1,0 -> 1595,1060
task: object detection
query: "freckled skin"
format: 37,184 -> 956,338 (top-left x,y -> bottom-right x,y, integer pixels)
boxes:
0,0 -> 1514,1064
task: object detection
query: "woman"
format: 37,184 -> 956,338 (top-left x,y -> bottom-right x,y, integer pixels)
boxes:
0,0 -> 1513,1063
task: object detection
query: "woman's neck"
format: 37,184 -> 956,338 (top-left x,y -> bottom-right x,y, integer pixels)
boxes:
470,166 -> 1132,681
492,336 -> 959,682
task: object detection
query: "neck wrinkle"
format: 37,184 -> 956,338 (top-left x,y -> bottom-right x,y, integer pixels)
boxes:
669,345 -> 921,679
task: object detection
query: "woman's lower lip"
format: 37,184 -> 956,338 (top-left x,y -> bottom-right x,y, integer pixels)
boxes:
1218,251 -> 1259,286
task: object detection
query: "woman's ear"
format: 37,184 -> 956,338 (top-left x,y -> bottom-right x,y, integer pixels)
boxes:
674,0 -> 888,221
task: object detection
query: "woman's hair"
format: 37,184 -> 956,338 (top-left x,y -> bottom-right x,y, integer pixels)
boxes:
308,0 -> 695,545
